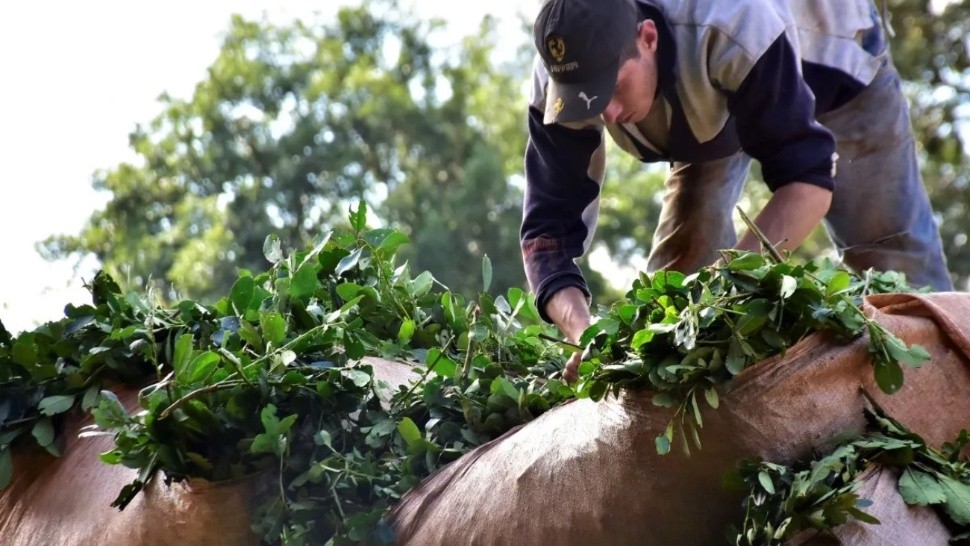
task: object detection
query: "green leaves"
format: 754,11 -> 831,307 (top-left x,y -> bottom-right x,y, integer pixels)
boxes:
31,418 -> 55,449
38,395 -> 75,416
260,312 -> 287,346
263,235 -> 284,265
732,408 -> 970,544
349,201 -> 368,233
230,276 -> 257,312
898,468 -> 946,505
397,418 -> 422,452
482,255 -> 493,294
575,250 -> 924,456
251,404 -> 298,457
939,475 -> 970,525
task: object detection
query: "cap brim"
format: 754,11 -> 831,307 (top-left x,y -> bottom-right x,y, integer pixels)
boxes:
543,60 -> 619,125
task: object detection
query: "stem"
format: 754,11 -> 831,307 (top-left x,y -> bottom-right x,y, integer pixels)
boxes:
392,336 -> 453,409
736,206 -> 784,264
158,380 -> 246,420
218,347 -> 254,387
460,315 -> 478,384
537,333 -> 582,349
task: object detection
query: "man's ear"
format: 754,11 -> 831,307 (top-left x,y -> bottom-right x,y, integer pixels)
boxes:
636,19 -> 659,53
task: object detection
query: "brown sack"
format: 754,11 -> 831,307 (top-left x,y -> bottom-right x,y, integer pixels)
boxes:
0,356 -> 417,546
388,293 -> 970,546
0,386 -> 262,546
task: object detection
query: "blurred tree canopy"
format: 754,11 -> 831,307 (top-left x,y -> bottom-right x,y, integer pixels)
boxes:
888,0 -> 970,288
42,0 -> 969,307
42,0 -> 534,301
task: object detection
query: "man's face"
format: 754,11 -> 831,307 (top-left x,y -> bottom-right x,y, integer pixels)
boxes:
601,22 -> 659,125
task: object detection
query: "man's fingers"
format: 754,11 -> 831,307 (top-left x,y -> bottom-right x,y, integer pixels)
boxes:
563,353 -> 581,384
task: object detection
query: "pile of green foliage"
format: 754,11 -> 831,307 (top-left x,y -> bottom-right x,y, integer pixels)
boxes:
0,204 -> 949,544
574,249 -> 928,455
729,401 -> 970,545
1,204 -> 572,544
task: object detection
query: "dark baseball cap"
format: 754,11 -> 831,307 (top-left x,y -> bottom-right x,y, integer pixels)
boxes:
533,0 -> 639,124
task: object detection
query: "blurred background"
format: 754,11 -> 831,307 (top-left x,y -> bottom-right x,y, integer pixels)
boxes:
1,0 -> 968,334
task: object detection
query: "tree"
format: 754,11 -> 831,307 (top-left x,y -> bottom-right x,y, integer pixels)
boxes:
885,0 -> 970,287
42,1 -> 529,301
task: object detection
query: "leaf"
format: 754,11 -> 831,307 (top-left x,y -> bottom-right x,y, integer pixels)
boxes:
845,506 -> 880,525
38,395 -> 75,417
885,338 -> 930,368
780,275 -> 797,299
704,387 -> 720,410
0,448 -> 11,490
31,418 -> 55,447
335,282 -> 362,301
656,422 -> 674,455
315,429 -> 333,449
492,377 -> 520,401
238,320 -> 262,349
873,360 -> 904,394
736,313 -> 768,336
939,475 -> 970,525
728,253 -> 765,271
12,336 -> 38,367
172,333 -> 194,376
187,351 -> 221,383
631,329 -> 655,350
335,249 -> 363,277
260,312 -> 287,346
299,231 -> 332,267
898,468 -> 946,506
349,201 -> 367,232
758,471 -> 776,494
263,235 -> 284,264
426,349 -> 457,379
827,271 -> 851,295
726,338 -> 746,375
343,369 -> 371,388
652,392 -> 675,408
81,386 -> 100,411
397,418 -> 422,451
412,272 -> 434,298
289,261 -> 320,299
374,230 -> 409,256
482,255 -> 492,293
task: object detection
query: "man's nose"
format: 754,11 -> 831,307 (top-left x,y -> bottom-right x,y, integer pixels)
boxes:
602,100 -> 622,124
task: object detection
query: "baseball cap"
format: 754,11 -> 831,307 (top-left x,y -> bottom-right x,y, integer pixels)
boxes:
533,0 -> 639,124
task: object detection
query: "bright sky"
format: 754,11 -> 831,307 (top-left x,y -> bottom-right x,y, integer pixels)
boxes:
0,0 -> 538,334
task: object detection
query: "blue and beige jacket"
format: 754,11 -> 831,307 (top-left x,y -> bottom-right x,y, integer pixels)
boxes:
522,0 -> 888,320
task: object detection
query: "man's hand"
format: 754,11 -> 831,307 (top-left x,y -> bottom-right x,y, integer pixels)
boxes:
735,182 -> 832,254
543,286 -> 591,383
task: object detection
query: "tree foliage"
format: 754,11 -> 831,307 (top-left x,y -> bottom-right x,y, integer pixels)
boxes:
41,0 -> 529,302
887,0 -> 970,287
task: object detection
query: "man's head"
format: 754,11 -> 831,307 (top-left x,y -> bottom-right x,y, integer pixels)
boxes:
534,0 -> 660,125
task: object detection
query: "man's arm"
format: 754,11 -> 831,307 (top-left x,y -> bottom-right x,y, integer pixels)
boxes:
735,182 -> 833,253
543,286 -> 591,383
716,31 -> 839,257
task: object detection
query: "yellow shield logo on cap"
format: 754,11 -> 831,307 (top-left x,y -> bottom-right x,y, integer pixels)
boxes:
547,36 -> 566,63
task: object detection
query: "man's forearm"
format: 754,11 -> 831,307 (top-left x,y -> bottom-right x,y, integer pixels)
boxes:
736,182 -> 832,254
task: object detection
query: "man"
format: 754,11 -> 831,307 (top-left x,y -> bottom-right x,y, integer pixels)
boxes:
522,0 -> 952,381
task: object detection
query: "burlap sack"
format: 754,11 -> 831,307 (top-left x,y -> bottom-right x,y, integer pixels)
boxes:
0,356 -> 416,545
388,293 -> 970,545
0,385 -> 262,546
